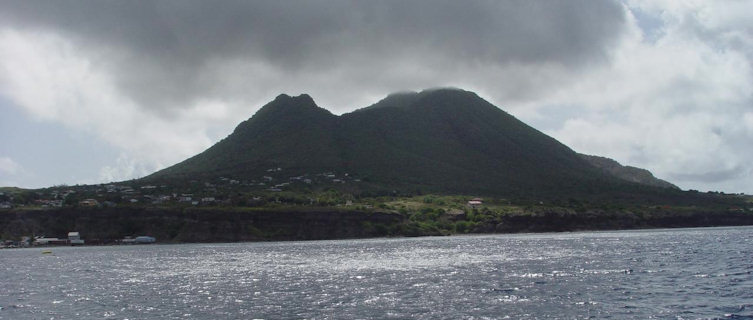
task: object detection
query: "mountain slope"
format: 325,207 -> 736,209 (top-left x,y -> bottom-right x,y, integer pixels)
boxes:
146,88 -> 678,199
337,89 -> 615,196
153,94 -> 342,180
579,154 -> 678,189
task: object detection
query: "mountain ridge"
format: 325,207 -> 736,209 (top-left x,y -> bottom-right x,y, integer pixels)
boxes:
579,154 -> 678,189
146,88 -> 680,201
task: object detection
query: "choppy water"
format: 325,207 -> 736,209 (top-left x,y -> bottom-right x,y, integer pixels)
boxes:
1,226 -> 752,319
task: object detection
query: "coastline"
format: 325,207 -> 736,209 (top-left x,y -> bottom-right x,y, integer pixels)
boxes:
2,206 -> 752,245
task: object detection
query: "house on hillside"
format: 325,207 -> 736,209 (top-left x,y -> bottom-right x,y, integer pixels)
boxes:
79,199 -> 99,207
467,198 -> 483,208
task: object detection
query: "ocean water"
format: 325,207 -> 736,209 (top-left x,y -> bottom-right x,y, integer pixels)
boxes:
1,226 -> 752,319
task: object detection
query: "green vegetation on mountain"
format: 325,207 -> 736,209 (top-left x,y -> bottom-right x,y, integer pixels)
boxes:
579,154 -> 678,189
147,88 -> 698,204
153,93 -> 342,180
3,88 -> 750,245
3,194 -> 752,243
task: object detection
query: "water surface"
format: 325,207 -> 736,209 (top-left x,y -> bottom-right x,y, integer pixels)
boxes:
1,226 -> 752,319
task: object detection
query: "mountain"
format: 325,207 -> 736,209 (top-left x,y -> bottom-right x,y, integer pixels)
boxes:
153,93 -> 342,179
578,154 -> 678,190
146,88 -> 681,200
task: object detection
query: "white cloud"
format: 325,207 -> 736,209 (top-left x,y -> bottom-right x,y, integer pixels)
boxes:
745,113 -> 753,134
0,29 -> 228,178
0,156 -> 21,175
512,2 -> 753,193
0,156 -> 24,187
98,153 -> 150,183
0,2 -> 751,194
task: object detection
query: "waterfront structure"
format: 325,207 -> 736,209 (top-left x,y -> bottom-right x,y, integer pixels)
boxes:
68,232 -> 85,245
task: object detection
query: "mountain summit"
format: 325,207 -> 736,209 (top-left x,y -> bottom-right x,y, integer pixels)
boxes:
147,88 -> 675,199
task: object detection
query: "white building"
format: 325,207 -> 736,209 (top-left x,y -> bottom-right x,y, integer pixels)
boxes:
68,232 -> 85,245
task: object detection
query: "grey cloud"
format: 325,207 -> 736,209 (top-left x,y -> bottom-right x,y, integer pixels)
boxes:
0,0 -> 627,111
670,166 -> 746,184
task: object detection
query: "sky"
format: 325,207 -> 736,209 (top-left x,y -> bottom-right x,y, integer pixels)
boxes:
0,1 -> 752,194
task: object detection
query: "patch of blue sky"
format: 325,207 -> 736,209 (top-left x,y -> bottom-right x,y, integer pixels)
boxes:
0,97 -> 120,188
629,7 -> 666,43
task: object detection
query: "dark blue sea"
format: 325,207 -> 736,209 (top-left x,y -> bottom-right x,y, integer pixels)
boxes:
1,226 -> 752,319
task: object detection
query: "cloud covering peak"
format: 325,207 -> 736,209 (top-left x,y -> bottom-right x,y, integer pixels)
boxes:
0,1 -> 627,110
0,0 -> 752,193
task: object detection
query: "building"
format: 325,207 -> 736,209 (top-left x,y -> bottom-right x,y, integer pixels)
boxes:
34,237 -> 67,245
467,198 -> 483,208
79,199 -> 99,207
68,232 -> 85,245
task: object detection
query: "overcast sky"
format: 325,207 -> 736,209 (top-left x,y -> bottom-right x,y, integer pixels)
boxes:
1,0 -> 752,194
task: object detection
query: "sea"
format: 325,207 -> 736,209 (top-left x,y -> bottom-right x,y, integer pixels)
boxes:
1,226 -> 752,319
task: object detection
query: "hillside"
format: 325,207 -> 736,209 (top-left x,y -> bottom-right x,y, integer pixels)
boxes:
337,89 -> 615,197
579,154 -> 678,189
152,94 -> 341,180
146,88 -> 688,202
2,88 -> 750,243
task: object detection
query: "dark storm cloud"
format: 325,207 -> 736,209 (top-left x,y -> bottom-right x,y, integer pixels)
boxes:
0,0 -> 626,110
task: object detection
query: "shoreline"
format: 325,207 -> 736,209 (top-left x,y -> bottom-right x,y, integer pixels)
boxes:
3,225 -> 752,250
2,206 -> 752,245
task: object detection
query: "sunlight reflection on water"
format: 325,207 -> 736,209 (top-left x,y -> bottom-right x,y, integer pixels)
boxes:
1,227 -> 752,319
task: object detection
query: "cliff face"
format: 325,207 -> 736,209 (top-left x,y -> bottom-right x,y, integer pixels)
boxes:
0,208 -> 402,243
2,206 -> 752,244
